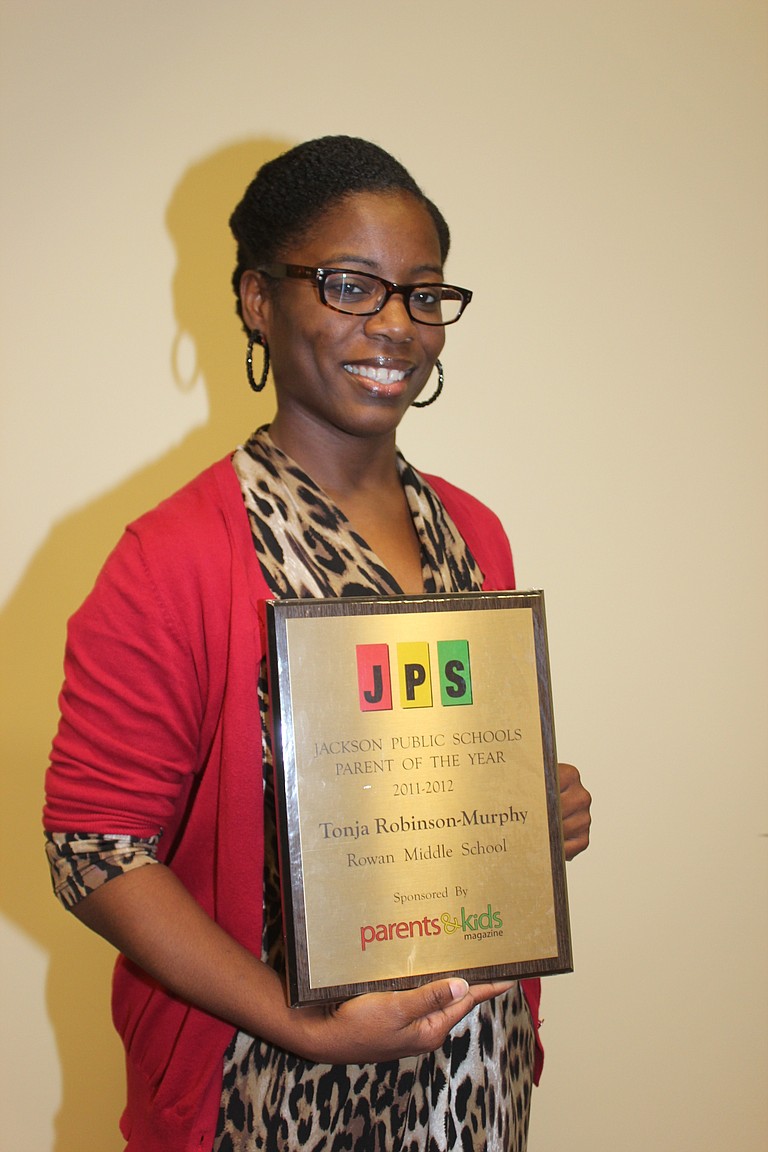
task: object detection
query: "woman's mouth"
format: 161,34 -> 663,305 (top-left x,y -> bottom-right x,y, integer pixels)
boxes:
343,363 -> 409,386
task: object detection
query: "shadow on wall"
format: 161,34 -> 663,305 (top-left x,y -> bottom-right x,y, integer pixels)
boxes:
0,136 -> 292,1151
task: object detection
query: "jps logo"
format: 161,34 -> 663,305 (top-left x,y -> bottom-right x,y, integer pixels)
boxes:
356,641 -> 472,712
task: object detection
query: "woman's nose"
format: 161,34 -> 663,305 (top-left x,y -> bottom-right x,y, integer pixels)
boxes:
363,291 -> 415,338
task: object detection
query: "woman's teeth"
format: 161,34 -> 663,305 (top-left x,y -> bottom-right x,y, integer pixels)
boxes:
345,364 -> 407,385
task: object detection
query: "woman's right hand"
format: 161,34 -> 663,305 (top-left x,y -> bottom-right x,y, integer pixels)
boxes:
72,861 -> 510,1065
292,976 -> 514,1065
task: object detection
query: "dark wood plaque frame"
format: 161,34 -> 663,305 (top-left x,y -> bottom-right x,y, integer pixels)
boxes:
265,591 -> 572,1006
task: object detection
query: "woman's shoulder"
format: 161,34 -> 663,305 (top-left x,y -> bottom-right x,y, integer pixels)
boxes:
82,455 -> 263,625
421,471 -> 506,533
125,455 -> 244,547
420,470 -> 515,590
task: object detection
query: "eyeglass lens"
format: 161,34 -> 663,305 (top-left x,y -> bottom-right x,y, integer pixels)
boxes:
322,271 -> 466,325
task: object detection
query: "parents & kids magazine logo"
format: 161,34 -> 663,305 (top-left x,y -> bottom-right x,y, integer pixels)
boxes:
359,901 -> 504,953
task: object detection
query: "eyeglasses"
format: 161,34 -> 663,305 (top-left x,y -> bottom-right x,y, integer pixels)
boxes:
259,263 -> 473,326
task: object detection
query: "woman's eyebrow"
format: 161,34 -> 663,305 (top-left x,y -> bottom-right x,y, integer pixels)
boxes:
321,254 -> 444,277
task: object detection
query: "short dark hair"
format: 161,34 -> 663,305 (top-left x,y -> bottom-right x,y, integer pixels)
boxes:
229,135 -> 450,326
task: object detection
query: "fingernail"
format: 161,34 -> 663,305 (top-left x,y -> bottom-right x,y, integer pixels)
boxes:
449,978 -> 469,1000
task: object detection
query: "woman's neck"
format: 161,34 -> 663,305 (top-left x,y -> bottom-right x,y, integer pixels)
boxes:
267,412 -> 403,502
266,413 -> 424,594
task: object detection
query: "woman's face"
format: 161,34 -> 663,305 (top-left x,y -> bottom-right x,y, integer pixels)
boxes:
241,190 -> 446,444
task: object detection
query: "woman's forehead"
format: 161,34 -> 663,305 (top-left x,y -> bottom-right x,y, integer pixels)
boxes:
299,192 -> 437,258
289,190 -> 443,274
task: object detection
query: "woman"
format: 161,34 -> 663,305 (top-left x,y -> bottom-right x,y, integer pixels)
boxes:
44,136 -> 591,1152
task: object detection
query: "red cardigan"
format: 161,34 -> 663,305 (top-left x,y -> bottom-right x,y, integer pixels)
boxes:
45,456 -> 542,1151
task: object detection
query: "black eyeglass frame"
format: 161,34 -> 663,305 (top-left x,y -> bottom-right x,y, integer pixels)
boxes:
259,263 -> 473,326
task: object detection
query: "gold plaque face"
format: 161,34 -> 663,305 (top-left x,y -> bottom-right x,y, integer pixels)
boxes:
265,591 -> 571,1005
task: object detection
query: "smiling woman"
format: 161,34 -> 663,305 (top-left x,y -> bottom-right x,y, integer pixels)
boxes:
240,189 -> 448,503
43,135 -> 591,1152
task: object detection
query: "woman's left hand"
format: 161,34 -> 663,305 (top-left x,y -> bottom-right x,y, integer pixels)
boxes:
558,763 -> 592,860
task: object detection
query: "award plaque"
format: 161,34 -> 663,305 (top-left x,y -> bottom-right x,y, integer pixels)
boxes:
264,591 -> 571,1006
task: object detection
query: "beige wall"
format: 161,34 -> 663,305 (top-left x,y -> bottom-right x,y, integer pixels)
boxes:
2,2 -> 766,1148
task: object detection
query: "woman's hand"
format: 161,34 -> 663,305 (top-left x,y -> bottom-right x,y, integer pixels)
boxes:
295,977 -> 514,1065
558,762 -> 592,860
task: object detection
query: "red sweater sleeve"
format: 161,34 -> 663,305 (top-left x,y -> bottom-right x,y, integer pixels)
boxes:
44,523 -> 213,842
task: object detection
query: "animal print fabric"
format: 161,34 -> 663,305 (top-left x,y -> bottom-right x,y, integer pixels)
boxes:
232,428 -> 483,601
213,430 -> 534,1151
45,832 -> 159,908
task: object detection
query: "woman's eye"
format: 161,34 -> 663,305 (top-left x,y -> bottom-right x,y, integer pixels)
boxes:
325,274 -> 376,303
411,288 -> 441,311
341,279 -> 369,298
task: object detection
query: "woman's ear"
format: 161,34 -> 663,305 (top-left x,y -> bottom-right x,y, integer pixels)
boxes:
239,269 -> 270,334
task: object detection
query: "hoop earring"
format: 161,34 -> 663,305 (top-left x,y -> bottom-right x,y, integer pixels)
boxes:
246,330 -> 270,393
412,358 -> 444,408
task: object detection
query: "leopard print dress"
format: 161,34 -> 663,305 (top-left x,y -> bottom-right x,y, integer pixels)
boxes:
212,429 -> 535,1152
